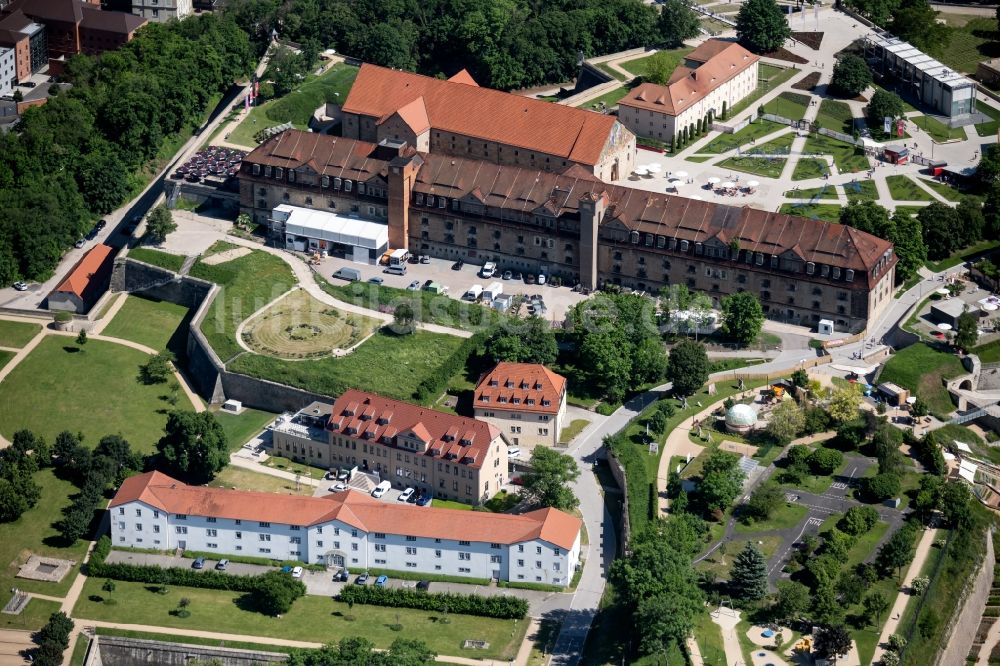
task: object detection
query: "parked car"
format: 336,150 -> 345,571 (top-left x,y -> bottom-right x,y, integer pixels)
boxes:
96,219 -> 108,230
192,557 -> 206,570
371,480 -> 391,498
333,267 -> 361,281
334,568 -> 350,582
416,580 -> 430,591
451,259 -> 464,271
329,482 -> 348,492
281,565 -> 293,574
74,238 -> 86,249
22,81 -> 35,88
423,279 -> 434,289
538,274 -> 547,285
502,270 -> 512,280
375,575 -> 389,587
508,447 -> 522,459
367,277 -> 384,285
481,261 -> 497,278
398,487 -> 415,502
419,255 -> 430,264
513,271 -> 523,280
407,280 -> 421,291
292,566 -> 304,578
416,493 -> 432,506
216,559 -> 229,571
525,273 -> 536,284
12,282 -> 27,292
355,572 -> 370,585
407,489 -> 421,504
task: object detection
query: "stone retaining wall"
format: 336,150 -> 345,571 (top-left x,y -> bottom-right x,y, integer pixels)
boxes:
84,635 -> 288,666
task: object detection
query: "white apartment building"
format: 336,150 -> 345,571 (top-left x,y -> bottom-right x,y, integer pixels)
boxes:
473,362 -> 567,449
110,471 -> 581,585
0,46 -> 14,97
131,0 -> 192,22
617,40 -> 759,143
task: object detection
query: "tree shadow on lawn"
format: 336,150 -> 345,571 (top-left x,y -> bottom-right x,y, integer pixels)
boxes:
62,346 -> 81,354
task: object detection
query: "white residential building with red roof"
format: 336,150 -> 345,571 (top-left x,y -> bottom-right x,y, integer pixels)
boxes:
474,363 -> 568,449
617,40 -> 759,144
271,390 -> 509,505
110,471 -> 581,585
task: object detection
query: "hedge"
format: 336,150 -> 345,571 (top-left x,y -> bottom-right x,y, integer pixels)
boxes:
337,583 -> 527,619
498,580 -> 565,592
413,329 -> 489,402
364,567 -> 490,586
180,550 -> 325,571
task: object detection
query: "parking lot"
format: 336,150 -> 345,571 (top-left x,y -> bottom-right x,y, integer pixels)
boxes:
314,253 -> 590,322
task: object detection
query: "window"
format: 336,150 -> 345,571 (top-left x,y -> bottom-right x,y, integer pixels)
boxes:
235,531 -> 242,539
536,546 -> 542,554
375,544 -> 386,552
206,529 -> 217,537
344,180 -> 352,192
206,517 -> 216,523
259,522 -> 270,528
435,550 -> 442,558
406,535 -> 417,542
177,514 -> 187,520
490,555 -> 502,563
518,545 -> 524,552
459,552 -> 471,560
135,523 -> 142,531
490,542 -> 501,549
406,547 -> 417,555
290,537 -> 301,544
259,548 -> 271,554
374,533 -> 386,539
259,534 -> 271,542
536,561 -> 543,568
153,525 -> 160,533
175,526 -> 187,534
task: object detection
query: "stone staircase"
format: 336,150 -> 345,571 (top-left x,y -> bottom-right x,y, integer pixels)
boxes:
348,470 -> 380,494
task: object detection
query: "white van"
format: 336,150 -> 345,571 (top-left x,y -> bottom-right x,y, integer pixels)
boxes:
483,281 -> 503,301
481,262 -> 497,278
386,264 -> 407,275
371,480 -> 391,498
463,284 -> 483,301
333,267 -> 361,282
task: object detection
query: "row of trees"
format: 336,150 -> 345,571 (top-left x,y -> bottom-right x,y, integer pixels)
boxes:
1,14 -> 253,286
31,612 -> 75,666
287,637 -> 436,666
843,0 -> 950,55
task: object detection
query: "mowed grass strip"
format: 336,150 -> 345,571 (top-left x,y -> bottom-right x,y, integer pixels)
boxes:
762,92 -> 811,121
778,202 -> 842,222
880,342 -> 964,417
189,250 -> 296,363
802,133 -> 869,173
0,319 -> 41,348
815,99 -> 856,134
0,336 -> 194,451
214,407 -> 277,450
0,350 -> 13,371
100,295 -> 193,355
783,184 -> 838,199
73,578 -> 526,660
886,175 -> 934,202
911,114 -> 965,142
208,465 -> 313,495
127,248 -> 186,272
228,329 -> 465,401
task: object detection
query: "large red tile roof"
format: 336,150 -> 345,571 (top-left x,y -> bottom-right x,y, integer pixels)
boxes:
112,471 -> 581,550
54,243 -> 115,298
341,63 -> 620,166
475,363 -> 566,416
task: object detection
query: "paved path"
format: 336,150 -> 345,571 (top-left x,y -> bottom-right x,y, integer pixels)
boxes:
977,619 -> 1000,666
872,527 -> 940,664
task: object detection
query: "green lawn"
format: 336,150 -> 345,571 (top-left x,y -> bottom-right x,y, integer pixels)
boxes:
685,155 -> 715,163
718,155 -> 786,178
619,47 -> 693,80
927,239 -> 1000,272
189,249 -> 296,363
843,179 -> 879,201
815,99 -> 856,134
916,177 -> 963,202
73,578 -> 526,660
729,64 -> 799,118
430,498 -> 474,511
1,597 -> 61,632
0,336 -> 194,451
751,131 -> 795,154
911,114 -> 966,142
0,350 -> 13,371
734,502 -> 809,533
213,406 -> 276,450
791,157 -> 829,181
692,611 -> 727,666
939,16 -> 999,74
886,175 -> 934,202
574,85 -> 631,110
880,343 -> 964,418
703,119 -> 786,153
975,101 -> 1000,137
784,184 -> 837,199
127,248 -> 186,272
802,133 -> 869,173
894,205 -> 927,217
100,295 -> 193,356
208,465 -> 313,495
559,418 -> 591,445
762,92 -> 811,121
779,202 -> 842,222
69,633 -> 90,666
595,62 -> 627,81
228,329 -> 465,402
0,319 -> 41,348
0,468 -> 92,606
228,64 -> 359,148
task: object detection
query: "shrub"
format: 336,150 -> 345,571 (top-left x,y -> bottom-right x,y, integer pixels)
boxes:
337,583 -> 528,619
413,329 -> 488,401
838,506 -> 880,536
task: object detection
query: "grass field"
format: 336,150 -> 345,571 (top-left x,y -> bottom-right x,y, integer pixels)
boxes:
926,239 -> 1000,272
559,419 -> 591,445
214,407 -> 276,450
802,133 -> 869,173
975,101 -> 1000,137
762,92 -> 811,121
894,205 -> 927,218
886,175 -> 934,202
189,248 -> 296,363
69,633 -> 90,666
784,184 -> 837,199
939,16 -> 999,74
431,498 -> 474,511
917,177 -> 963,202
843,179 -> 879,201
127,248 -> 186,272
0,336 -> 194,451
0,350 -> 13,371
619,47 -> 693,80
228,329 -> 465,401
880,343 -> 964,417
0,320 -> 40,348
73,578 -> 526,660
228,64 -> 359,148
815,99 -> 856,134
729,64 -> 798,118
574,85 -> 632,110
703,119 -> 785,153
779,202 -> 842,222
734,502 -> 809,534
700,17 -> 732,35
1,597 -> 61,632
791,157 -> 829,181
243,289 -> 380,359
751,131 -> 795,154
595,62 -> 627,81
101,295 -> 193,357
696,535 -> 782,580
208,465 -> 313,495
718,155 -> 786,178
912,114 -> 966,142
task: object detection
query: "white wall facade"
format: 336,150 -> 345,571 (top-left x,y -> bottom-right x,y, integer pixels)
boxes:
0,47 -> 14,98
111,499 -> 580,584
131,0 -> 192,22
474,399 -> 566,448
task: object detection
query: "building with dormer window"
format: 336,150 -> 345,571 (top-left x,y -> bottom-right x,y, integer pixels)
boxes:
474,363 -> 567,449
271,390 -> 508,505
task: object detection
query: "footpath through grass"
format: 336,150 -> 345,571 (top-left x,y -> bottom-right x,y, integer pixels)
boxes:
73,578 -> 526,660
886,175 -> 934,202
619,47 -> 693,80
0,319 -> 41,348
101,295 -> 193,357
0,336 -> 194,451
880,343 -> 963,418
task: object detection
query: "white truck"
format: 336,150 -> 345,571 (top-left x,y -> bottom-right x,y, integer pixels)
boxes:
463,284 -> 484,301
481,261 -> 497,278
483,281 -> 503,302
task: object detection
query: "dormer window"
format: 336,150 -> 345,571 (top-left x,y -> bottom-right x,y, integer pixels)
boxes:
333,177 -> 342,189
770,255 -> 779,268
680,240 -> 689,252
512,398 -> 521,404
416,194 -> 424,205
505,381 -> 514,388
479,395 -> 490,402
252,164 -> 260,175
541,399 -> 551,407
438,198 -> 446,209
806,262 -> 815,275
288,170 -> 295,183
344,180 -> 352,192
490,379 -> 498,386
520,382 -> 529,389
833,267 -> 841,279
845,269 -> 855,281
275,167 -> 283,180
321,175 -> 329,188
498,396 -> 508,403
427,195 -> 435,207
265,166 -> 272,177
526,398 -> 535,405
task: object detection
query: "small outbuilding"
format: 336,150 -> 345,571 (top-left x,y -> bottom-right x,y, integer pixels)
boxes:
877,382 -> 909,406
930,298 -> 973,328
883,145 -> 909,165
725,403 -> 758,435
817,319 -> 834,335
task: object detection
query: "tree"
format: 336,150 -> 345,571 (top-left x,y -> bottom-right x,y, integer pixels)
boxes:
730,541 -> 768,602
579,330 -> 632,404
666,339 -> 709,396
791,368 -> 809,388
807,447 -> 843,476
698,451 -> 744,514
840,200 -> 893,238
656,0 -> 701,48
838,506 -> 879,536
483,316 -> 557,365
773,580 -> 810,623
519,447 -> 580,511
735,0 -> 790,54
253,570 -> 306,616
912,396 -> 929,418
744,482 -> 782,522
102,579 -> 116,594
155,410 -> 229,484
889,0 -> 950,55
145,204 -> 177,243
918,202 -> 962,260
889,211 -> 928,281
767,400 -> 805,444
827,384 -> 862,424
955,310 -> 978,351
876,525 -> 917,580
814,625 -> 853,664
910,576 -> 930,595
720,292 -> 764,346
862,590 -> 890,628
830,54 -> 872,98
866,89 -> 905,131
864,472 -> 901,502
645,51 -> 678,85
75,329 -> 87,349
392,302 -> 416,335
139,352 -> 175,384
979,144 -> 1000,188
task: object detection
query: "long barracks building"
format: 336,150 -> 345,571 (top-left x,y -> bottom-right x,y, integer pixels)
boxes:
239,130 -> 896,333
